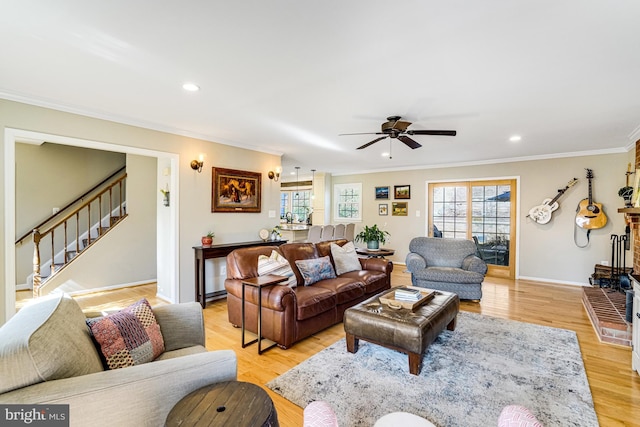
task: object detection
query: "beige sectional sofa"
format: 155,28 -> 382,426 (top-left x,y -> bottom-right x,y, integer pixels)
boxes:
0,293 -> 237,426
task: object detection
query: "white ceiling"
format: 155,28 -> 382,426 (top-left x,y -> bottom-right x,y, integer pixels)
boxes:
2,1 -> 639,180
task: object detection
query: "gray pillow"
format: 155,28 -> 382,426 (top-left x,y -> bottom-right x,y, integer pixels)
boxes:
0,294 -> 104,394
330,241 -> 362,275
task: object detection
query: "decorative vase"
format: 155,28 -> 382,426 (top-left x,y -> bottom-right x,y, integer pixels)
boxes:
367,240 -> 380,250
201,236 -> 213,247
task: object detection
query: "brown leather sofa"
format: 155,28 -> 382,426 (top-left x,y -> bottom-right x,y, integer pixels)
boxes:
225,239 -> 393,349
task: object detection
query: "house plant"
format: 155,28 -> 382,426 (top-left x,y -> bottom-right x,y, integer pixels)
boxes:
354,224 -> 390,250
619,186 -> 634,207
201,231 -> 215,247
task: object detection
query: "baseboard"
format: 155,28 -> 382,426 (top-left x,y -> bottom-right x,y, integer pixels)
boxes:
51,279 -> 157,297
517,275 -> 588,287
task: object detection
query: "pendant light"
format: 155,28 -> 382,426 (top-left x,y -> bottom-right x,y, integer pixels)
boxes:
295,166 -> 300,198
311,169 -> 316,199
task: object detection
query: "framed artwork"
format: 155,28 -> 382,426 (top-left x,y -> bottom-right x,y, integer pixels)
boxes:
375,186 -> 390,199
379,203 -> 388,216
392,202 -> 408,216
394,185 -> 411,199
211,167 -> 262,212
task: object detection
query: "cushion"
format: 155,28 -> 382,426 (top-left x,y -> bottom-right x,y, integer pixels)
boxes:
330,241 -> 361,275
0,294 -> 104,394
295,256 -> 337,286
257,250 -> 297,287
86,298 -> 165,370
497,405 -> 544,427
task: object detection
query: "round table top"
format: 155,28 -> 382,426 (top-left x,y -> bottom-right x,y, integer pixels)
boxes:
166,381 -> 278,427
355,247 -> 395,257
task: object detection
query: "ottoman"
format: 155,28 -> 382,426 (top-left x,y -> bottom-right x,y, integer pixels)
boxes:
343,288 -> 459,375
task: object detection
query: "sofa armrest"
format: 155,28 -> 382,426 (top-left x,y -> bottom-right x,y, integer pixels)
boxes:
154,302 -> 205,351
405,252 -> 427,273
358,257 -> 393,274
0,350 -> 237,427
462,255 -> 488,274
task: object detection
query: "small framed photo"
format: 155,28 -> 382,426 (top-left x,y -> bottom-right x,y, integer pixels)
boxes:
379,203 -> 388,216
392,202 -> 408,216
394,185 -> 410,199
375,186 -> 390,199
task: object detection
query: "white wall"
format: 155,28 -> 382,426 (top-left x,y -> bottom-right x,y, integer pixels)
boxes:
331,152 -> 633,285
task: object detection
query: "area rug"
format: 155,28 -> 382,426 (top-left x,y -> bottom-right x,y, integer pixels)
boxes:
267,312 -> 598,427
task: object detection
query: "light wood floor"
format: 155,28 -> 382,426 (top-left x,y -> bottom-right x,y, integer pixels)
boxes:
19,272 -> 640,427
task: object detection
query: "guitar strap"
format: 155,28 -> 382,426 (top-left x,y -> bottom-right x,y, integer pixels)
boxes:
574,218 -> 591,248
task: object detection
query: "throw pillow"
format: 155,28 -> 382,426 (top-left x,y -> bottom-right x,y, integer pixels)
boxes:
330,241 -> 362,275
295,256 -> 337,286
86,298 -> 165,370
257,250 -> 297,287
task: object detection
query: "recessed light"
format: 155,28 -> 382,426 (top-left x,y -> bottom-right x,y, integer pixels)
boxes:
381,152 -> 390,157
509,135 -> 522,142
182,83 -> 200,92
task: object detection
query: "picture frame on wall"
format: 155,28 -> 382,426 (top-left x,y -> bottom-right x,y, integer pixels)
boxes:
392,202 -> 408,216
375,186 -> 390,199
394,185 -> 410,199
211,167 -> 262,212
379,203 -> 388,216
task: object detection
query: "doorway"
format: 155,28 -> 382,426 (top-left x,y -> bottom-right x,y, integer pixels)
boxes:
3,128 -> 179,322
428,178 -> 517,279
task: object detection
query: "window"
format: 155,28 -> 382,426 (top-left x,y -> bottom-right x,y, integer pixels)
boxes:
334,183 -> 362,221
429,179 -> 516,279
280,190 -> 311,222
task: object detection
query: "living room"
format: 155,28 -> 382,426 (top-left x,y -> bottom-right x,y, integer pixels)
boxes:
2,2 -> 640,426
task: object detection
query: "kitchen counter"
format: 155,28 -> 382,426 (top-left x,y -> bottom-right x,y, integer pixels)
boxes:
279,223 -> 310,241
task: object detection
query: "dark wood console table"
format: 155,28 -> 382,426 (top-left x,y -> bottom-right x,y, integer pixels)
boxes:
193,240 -> 288,307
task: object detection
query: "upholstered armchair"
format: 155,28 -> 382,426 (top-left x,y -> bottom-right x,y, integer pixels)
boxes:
405,237 -> 487,300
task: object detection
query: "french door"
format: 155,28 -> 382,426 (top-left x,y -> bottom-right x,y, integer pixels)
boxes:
428,179 -> 516,279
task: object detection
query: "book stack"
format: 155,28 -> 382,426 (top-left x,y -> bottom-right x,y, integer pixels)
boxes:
394,287 -> 422,301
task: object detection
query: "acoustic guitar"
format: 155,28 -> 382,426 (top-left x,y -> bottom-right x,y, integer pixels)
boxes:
575,168 -> 607,229
528,178 -> 578,224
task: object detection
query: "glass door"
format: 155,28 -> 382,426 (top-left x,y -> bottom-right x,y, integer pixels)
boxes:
429,179 -> 516,278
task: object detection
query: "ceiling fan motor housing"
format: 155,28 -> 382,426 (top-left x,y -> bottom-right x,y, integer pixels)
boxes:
381,116 -> 411,134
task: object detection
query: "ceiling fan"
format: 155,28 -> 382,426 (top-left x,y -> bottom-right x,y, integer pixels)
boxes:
340,115 -> 456,151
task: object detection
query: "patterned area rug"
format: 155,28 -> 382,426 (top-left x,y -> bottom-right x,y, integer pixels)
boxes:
267,312 -> 598,427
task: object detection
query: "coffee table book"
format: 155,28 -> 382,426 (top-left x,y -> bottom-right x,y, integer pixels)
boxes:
380,286 -> 436,310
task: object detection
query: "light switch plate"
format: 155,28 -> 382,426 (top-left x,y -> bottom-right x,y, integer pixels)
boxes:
268,210 -> 276,218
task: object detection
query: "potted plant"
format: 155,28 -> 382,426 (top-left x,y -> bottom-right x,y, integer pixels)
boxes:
355,224 -> 390,250
271,225 -> 282,241
201,231 -> 215,247
619,186 -> 634,207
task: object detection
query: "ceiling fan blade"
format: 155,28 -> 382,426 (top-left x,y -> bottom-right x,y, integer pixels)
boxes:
398,135 -> 422,149
407,130 -> 457,136
339,132 -> 385,136
356,136 -> 388,150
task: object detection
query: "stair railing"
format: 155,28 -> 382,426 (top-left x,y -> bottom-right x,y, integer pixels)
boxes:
31,173 -> 127,297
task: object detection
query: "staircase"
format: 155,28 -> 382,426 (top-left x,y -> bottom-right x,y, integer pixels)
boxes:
17,167 -> 128,297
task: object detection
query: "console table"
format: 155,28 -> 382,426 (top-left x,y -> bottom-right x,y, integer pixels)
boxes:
193,240 -> 287,307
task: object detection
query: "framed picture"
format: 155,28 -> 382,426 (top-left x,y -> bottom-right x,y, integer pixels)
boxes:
375,186 -> 390,199
379,203 -> 388,216
392,202 -> 408,216
211,167 -> 262,213
394,185 -> 411,199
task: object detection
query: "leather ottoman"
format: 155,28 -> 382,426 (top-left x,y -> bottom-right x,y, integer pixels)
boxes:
343,288 -> 459,375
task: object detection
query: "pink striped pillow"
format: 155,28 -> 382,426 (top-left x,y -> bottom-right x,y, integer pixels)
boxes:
498,405 -> 544,427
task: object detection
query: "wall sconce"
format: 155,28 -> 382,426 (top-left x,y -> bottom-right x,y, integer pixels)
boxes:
268,166 -> 282,182
190,155 -> 204,173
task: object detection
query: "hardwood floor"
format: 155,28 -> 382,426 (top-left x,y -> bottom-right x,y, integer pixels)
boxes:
19,273 -> 640,426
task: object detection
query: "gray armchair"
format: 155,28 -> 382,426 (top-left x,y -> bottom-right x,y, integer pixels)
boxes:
405,237 -> 487,300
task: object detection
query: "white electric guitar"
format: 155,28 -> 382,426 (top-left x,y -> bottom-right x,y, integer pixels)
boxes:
528,178 -> 578,224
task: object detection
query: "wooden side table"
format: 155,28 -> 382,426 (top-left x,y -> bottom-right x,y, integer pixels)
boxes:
241,274 -> 287,354
355,247 -> 395,258
165,381 -> 279,426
